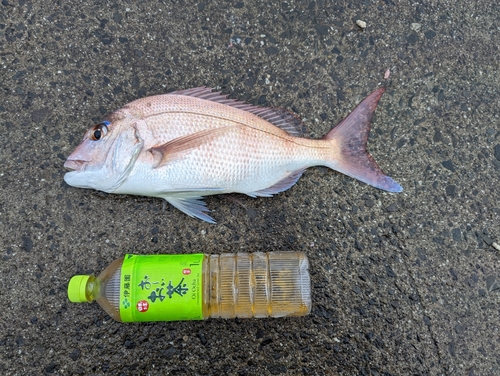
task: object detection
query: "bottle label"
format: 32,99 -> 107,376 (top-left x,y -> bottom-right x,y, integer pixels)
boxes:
119,254 -> 204,322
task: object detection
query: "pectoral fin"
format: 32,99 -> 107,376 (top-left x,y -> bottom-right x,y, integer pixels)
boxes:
149,126 -> 235,168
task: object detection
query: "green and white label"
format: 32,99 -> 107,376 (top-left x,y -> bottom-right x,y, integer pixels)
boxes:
119,254 -> 204,322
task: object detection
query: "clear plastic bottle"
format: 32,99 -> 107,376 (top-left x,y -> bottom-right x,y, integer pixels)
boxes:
68,252 -> 311,322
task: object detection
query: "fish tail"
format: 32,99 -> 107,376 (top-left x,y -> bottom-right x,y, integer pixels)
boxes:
323,87 -> 403,192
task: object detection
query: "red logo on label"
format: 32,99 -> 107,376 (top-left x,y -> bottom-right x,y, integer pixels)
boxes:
182,268 -> 191,275
136,300 -> 149,312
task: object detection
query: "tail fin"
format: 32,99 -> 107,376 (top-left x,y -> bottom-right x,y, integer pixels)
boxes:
324,87 -> 403,192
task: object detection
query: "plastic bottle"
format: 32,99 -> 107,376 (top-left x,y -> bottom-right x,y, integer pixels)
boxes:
68,252 -> 311,322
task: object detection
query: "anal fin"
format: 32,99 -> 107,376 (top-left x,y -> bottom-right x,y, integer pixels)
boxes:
248,168 -> 306,197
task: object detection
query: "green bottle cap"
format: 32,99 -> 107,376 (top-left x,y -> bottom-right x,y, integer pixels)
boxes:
68,275 -> 91,303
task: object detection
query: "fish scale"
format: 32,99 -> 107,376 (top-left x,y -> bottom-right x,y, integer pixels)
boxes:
64,87 -> 402,223
129,126 -> 310,192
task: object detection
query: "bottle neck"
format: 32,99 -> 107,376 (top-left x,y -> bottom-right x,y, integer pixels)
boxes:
85,276 -> 99,302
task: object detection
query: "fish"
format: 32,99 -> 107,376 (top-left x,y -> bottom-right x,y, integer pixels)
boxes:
64,86 -> 402,223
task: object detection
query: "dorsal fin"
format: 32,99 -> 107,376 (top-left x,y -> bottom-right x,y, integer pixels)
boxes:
169,87 -> 307,136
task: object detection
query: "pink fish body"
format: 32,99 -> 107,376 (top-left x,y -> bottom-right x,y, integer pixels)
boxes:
64,87 -> 402,223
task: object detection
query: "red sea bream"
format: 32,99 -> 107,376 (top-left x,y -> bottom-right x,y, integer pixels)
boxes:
64,87 -> 402,223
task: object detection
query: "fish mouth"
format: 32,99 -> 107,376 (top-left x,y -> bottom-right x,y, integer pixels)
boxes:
63,159 -> 87,172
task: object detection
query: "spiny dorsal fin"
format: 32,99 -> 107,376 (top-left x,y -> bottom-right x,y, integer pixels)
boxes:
169,87 -> 307,136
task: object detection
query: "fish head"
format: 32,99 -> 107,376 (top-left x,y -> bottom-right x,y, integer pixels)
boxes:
64,115 -> 144,192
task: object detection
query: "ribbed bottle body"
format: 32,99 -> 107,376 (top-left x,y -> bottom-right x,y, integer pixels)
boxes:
204,252 -> 311,319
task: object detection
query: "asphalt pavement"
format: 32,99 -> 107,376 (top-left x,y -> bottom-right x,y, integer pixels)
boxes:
1,0 -> 499,375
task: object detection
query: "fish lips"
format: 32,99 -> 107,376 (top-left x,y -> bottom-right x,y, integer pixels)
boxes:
64,159 -> 86,172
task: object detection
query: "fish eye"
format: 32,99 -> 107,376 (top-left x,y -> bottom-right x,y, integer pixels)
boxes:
90,122 -> 109,141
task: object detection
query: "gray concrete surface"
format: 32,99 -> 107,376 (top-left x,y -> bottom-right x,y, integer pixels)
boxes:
1,0 -> 499,375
